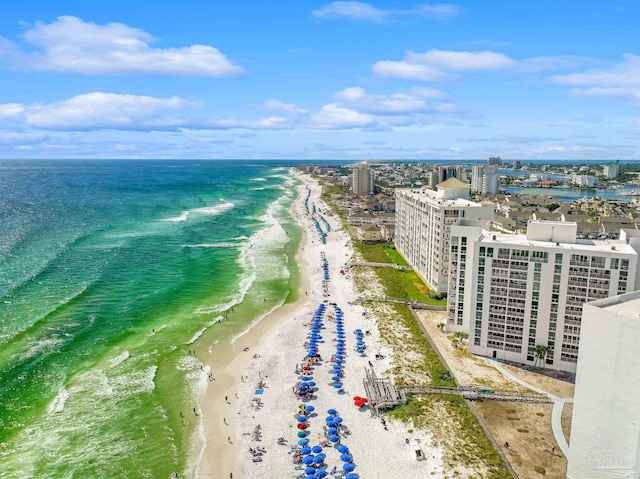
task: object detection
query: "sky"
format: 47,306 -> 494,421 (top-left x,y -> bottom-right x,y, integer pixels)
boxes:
0,1 -> 639,160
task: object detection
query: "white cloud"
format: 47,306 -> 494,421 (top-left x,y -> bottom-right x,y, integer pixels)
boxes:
1,92 -> 198,131
333,86 -> 446,114
264,99 -> 308,114
0,131 -> 48,145
569,87 -> 640,105
313,2 -> 461,22
373,49 -> 515,81
0,16 -> 243,77
310,103 -> 376,129
551,54 -> 640,87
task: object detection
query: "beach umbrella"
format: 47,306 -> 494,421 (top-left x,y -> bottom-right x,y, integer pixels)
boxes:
297,431 -> 307,438
343,463 -> 355,472
305,406 -> 315,412
333,383 -> 343,389
340,454 -> 353,463
297,423 -> 308,430
329,435 -> 340,443
334,416 -> 343,424
315,470 -> 327,478
305,467 -> 316,475
298,438 -> 309,446
298,416 -> 307,422
337,444 -> 349,453
302,456 -> 314,465
327,426 -> 338,434
312,445 -> 323,453
301,447 -> 312,455
313,455 -> 324,464
353,396 -> 361,401
331,376 -> 340,381
346,474 -> 358,479
308,381 -> 316,386
355,329 -> 362,333
302,376 -> 312,381
327,409 -> 337,415
356,341 -> 365,346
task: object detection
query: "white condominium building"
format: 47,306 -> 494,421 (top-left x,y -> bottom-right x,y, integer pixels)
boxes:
482,167 -> 498,194
470,165 -> 484,193
394,178 -> 495,294
567,290 -> 640,479
447,220 -> 640,372
352,163 -> 375,195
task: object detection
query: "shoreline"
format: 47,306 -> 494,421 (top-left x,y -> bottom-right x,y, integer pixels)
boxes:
197,172 -> 312,478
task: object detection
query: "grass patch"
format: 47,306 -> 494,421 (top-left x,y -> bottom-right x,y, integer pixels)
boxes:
351,240 -> 446,305
389,395 -> 512,479
383,246 -> 408,266
535,466 -> 546,475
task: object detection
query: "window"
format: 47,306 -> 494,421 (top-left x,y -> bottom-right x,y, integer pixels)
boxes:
611,258 -> 619,270
555,253 -> 563,264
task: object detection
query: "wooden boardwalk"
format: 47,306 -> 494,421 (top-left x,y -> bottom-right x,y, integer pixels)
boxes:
346,261 -> 410,271
362,368 -> 407,417
400,385 -> 552,404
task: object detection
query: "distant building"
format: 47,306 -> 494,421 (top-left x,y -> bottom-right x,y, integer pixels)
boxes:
394,178 -> 495,294
567,289 -> 640,479
603,163 -> 620,178
482,167 -> 498,194
447,220 -> 640,372
488,156 -> 503,166
470,166 -> 484,193
512,160 -> 521,170
352,163 -> 375,195
570,174 -> 597,187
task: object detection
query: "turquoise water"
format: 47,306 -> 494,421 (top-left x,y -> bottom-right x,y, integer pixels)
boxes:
0,160 -> 301,478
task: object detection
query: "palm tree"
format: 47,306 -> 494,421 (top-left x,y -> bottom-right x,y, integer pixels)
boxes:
437,322 -> 446,332
451,337 -> 460,349
533,345 -> 552,368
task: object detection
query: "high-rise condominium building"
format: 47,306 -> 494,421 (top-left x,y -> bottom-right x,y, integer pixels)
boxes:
394,178 -> 495,294
352,163 -> 375,195
481,167 -> 498,194
447,220 -> 639,372
470,166 -> 484,193
488,156 -> 502,166
567,290 -> 640,479
603,163 -> 620,178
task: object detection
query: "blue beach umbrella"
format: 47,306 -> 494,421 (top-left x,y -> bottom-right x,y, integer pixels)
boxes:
327,427 -> 338,434
308,381 -> 316,386
334,416 -> 343,424
302,376 -> 312,380
327,409 -> 337,415
305,405 -> 315,412
298,439 -> 309,446
337,444 -> 349,453
298,416 -> 307,422
340,453 -> 353,462
312,445 -> 323,453
331,376 -> 340,381
343,463 -> 355,472
305,467 -> 316,475
301,447 -> 312,455
346,474 -> 358,479
329,435 -> 340,443
333,383 -> 343,389
315,470 -> 327,478
303,456 -> 314,465
313,455 -> 324,464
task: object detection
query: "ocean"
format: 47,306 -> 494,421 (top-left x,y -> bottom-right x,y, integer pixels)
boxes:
0,160 -> 302,478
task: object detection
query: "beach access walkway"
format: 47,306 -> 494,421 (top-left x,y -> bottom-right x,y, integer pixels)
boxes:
345,261 -> 410,271
351,296 -> 446,311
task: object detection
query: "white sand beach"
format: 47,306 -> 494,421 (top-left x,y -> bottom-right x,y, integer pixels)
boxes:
213,172 -> 447,478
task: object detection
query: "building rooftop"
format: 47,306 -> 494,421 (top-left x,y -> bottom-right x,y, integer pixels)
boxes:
587,290 -> 640,318
478,229 -> 635,254
436,177 -> 469,189
397,188 -> 480,207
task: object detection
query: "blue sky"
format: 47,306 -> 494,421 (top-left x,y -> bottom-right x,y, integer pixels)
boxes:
0,1 -> 639,159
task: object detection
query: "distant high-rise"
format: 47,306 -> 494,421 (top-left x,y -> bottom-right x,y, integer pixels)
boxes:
481,167 -> 498,194
512,160 -> 521,170
352,163 -> 375,195
471,165 -> 484,193
488,156 -> 502,166
603,163 -> 620,178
